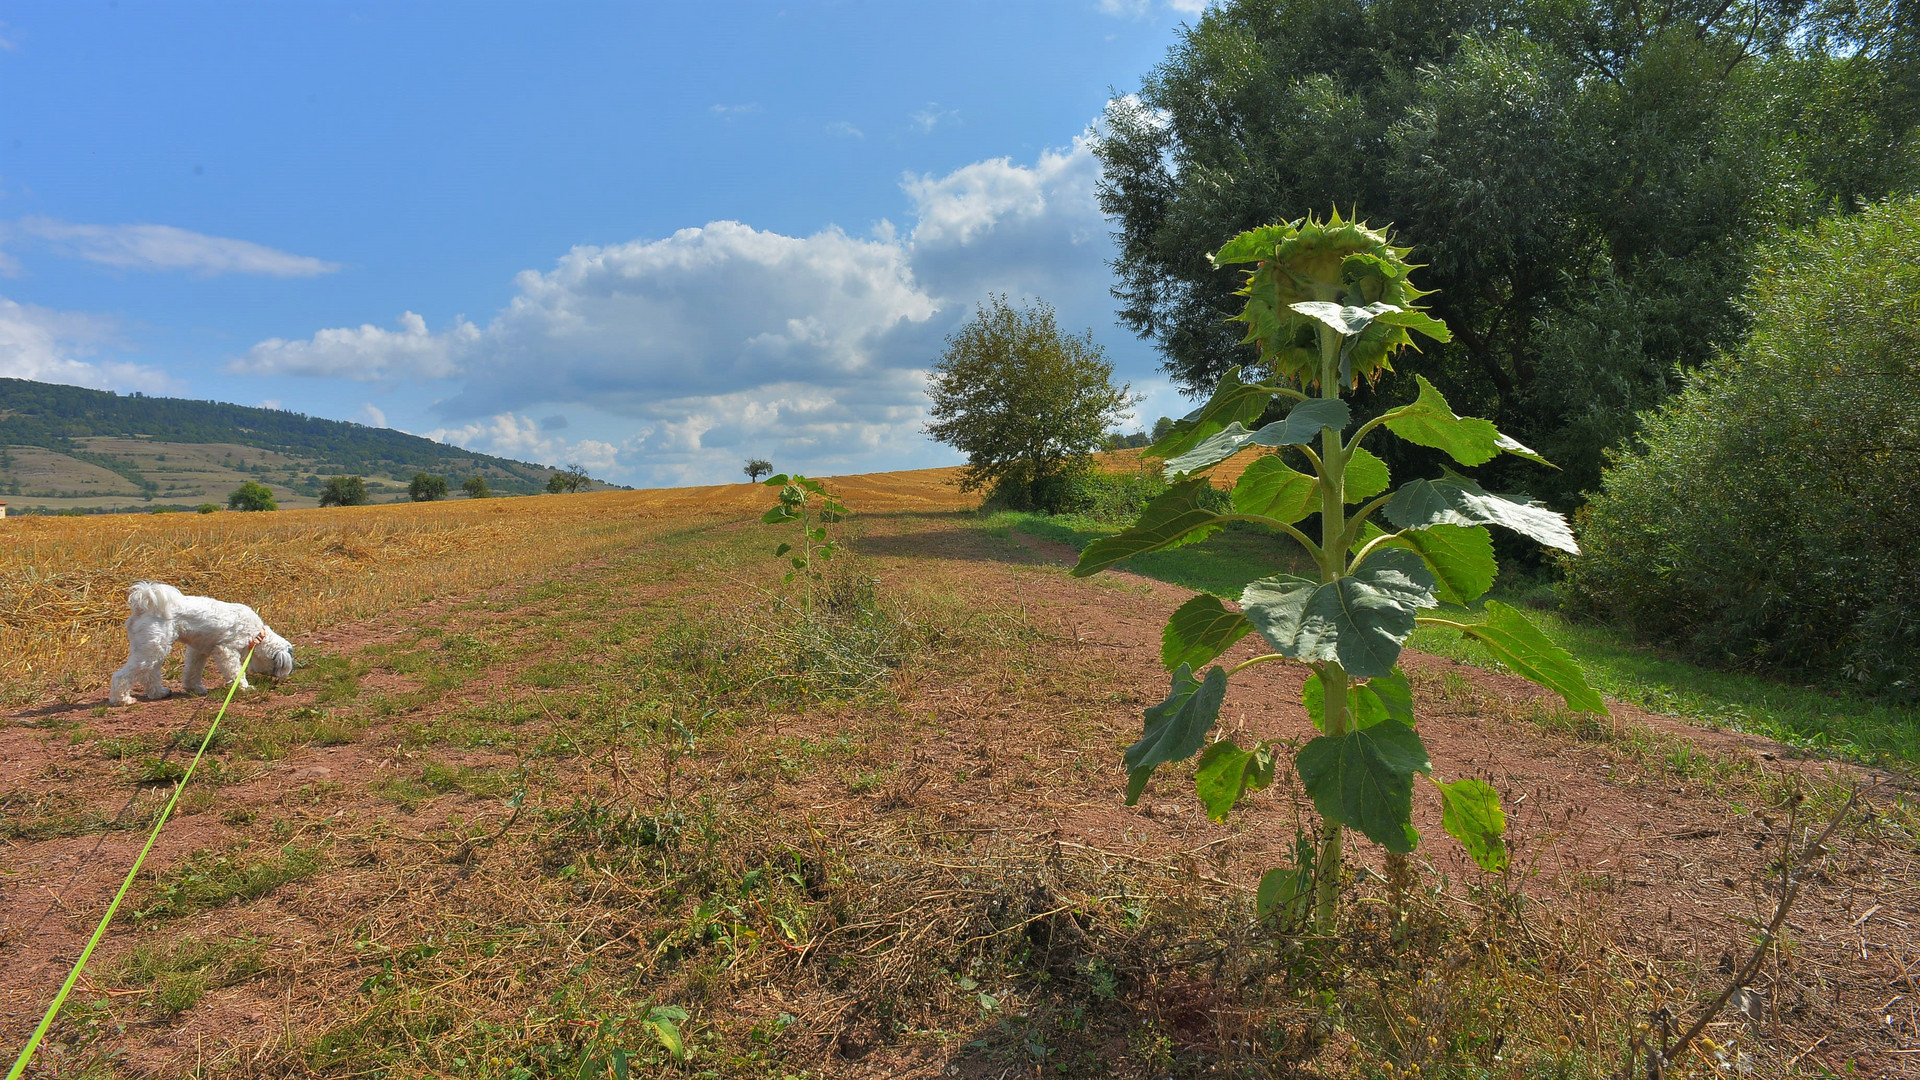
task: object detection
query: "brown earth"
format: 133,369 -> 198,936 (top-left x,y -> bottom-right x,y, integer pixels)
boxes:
2,505 -> 1917,1078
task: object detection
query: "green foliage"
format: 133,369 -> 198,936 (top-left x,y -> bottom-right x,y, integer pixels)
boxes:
1296,720 -> 1430,852
1076,216 -> 1605,929
195,503 -> 219,514
761,473 -> 847,599
1124,664 -> 1227,803
1096,0 -> 1920,507
319,474 -> 371,507
1566,195 -> 1920,700
461,475 -> 490,499
925,294 -> 1135,513
227,480 -> 276,512
743,457 -> 772,483
1161,594 -> 1254,672
408,473 -> 449,502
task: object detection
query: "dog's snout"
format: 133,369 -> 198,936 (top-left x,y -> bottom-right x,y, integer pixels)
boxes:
273,650 -> 295,679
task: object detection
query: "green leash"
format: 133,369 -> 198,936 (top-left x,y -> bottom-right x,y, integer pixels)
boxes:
6,648 -> 254,1080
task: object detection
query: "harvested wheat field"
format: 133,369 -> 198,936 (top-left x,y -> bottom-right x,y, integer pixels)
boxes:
4,470 -> 1918,1078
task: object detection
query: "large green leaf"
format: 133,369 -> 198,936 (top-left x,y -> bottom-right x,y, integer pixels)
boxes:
1396,524 -> 1496,605
1289,300 -> 1399,337
1251,397 -> 1350,447
1301,668 -> 1414,732
1193,739 -> 1275,822
1450,601 -> 1608,714
1384,473 -> 1579,554
1073,479 -> 1224,577
1150,367 -> 1272,460
1434,777 -> 1508,871
1162,422 -> 1259,476
1495,432 -> 1552,466
1124,664 -> 1228,804
1255,834 -> 1317,925
1162,593 -> 1254,672
1370,307 -> 1452,343
1382,376 -> 1501,466
1296,720 -> 1432,852
1164,396 -> 1348,477
1345,446 -> 1390,502
1231,456 -> 1318,522
1239,548 -> 1438,679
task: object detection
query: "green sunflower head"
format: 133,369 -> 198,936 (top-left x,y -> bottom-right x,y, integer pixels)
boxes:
1212,210 -> 1439,390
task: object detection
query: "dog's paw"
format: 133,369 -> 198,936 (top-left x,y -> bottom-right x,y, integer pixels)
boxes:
140,687 -> 173,701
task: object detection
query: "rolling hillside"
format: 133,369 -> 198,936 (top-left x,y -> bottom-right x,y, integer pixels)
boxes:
0,378 -> 581,512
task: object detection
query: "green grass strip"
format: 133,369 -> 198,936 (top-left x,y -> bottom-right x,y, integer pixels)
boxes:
6,652 -> 253,1080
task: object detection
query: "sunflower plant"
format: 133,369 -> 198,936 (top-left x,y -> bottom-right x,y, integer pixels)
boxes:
1073,212 -> 1606,931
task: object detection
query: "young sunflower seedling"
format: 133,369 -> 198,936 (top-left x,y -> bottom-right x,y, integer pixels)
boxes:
1074,212 -> 1607,931
761,473 -> 847,613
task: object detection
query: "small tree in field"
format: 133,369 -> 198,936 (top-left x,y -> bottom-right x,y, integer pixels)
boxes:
227,481 -> 276,512
926,295 -> 1134,512
744,458 -> 773,483
462,475 -> 491,499
1075,212 -> 1606,932
409,473 -> 449,502
319,475 -> 370,507
547,464 -> 592,494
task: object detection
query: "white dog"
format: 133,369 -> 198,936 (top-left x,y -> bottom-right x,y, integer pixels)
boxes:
107,582 -> 295,706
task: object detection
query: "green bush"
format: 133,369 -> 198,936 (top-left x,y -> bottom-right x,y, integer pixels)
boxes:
318,475 -> 370,507
226,481 -> 276,512
408,473 -> 449,502
1564,196 -> 1920,700
461,475 -> 490,499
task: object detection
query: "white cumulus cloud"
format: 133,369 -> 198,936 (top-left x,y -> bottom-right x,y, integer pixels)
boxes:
422,412 -> 622,474
0,295 -> 175,392
240,126 -> 1140,486
13,217 -> 339,277
243,311 -> 476,381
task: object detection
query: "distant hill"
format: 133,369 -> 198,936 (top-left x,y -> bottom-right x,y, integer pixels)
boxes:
0,378 -> 585,513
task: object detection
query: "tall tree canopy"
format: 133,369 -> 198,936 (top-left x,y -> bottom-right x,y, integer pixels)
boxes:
1097,0 -> 1918,506
926,295 -> 1135,512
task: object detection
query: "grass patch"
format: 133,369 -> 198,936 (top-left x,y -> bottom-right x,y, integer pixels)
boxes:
233,706 -> 363,760
117,934 -> 268,1015
133,842 -> 322,922
1409,611 -> 1920,766
0,788 -> 150,840
294,653 -> 364,704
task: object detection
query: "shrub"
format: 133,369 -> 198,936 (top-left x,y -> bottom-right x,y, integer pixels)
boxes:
408,473 -> 449,502
318,475 -> 370,507
1564,196 -> 1920,700
195,503 -> 219,514
226,481 -> 276,512
461,475 -> 490,499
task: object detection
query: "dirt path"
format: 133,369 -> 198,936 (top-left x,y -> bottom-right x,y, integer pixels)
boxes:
3,510 -> 1916,1077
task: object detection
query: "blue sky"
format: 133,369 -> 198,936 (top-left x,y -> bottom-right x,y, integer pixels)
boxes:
0,1 -> 1206,486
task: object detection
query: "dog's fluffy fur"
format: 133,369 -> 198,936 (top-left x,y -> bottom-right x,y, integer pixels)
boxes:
108,582 -> 295,706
